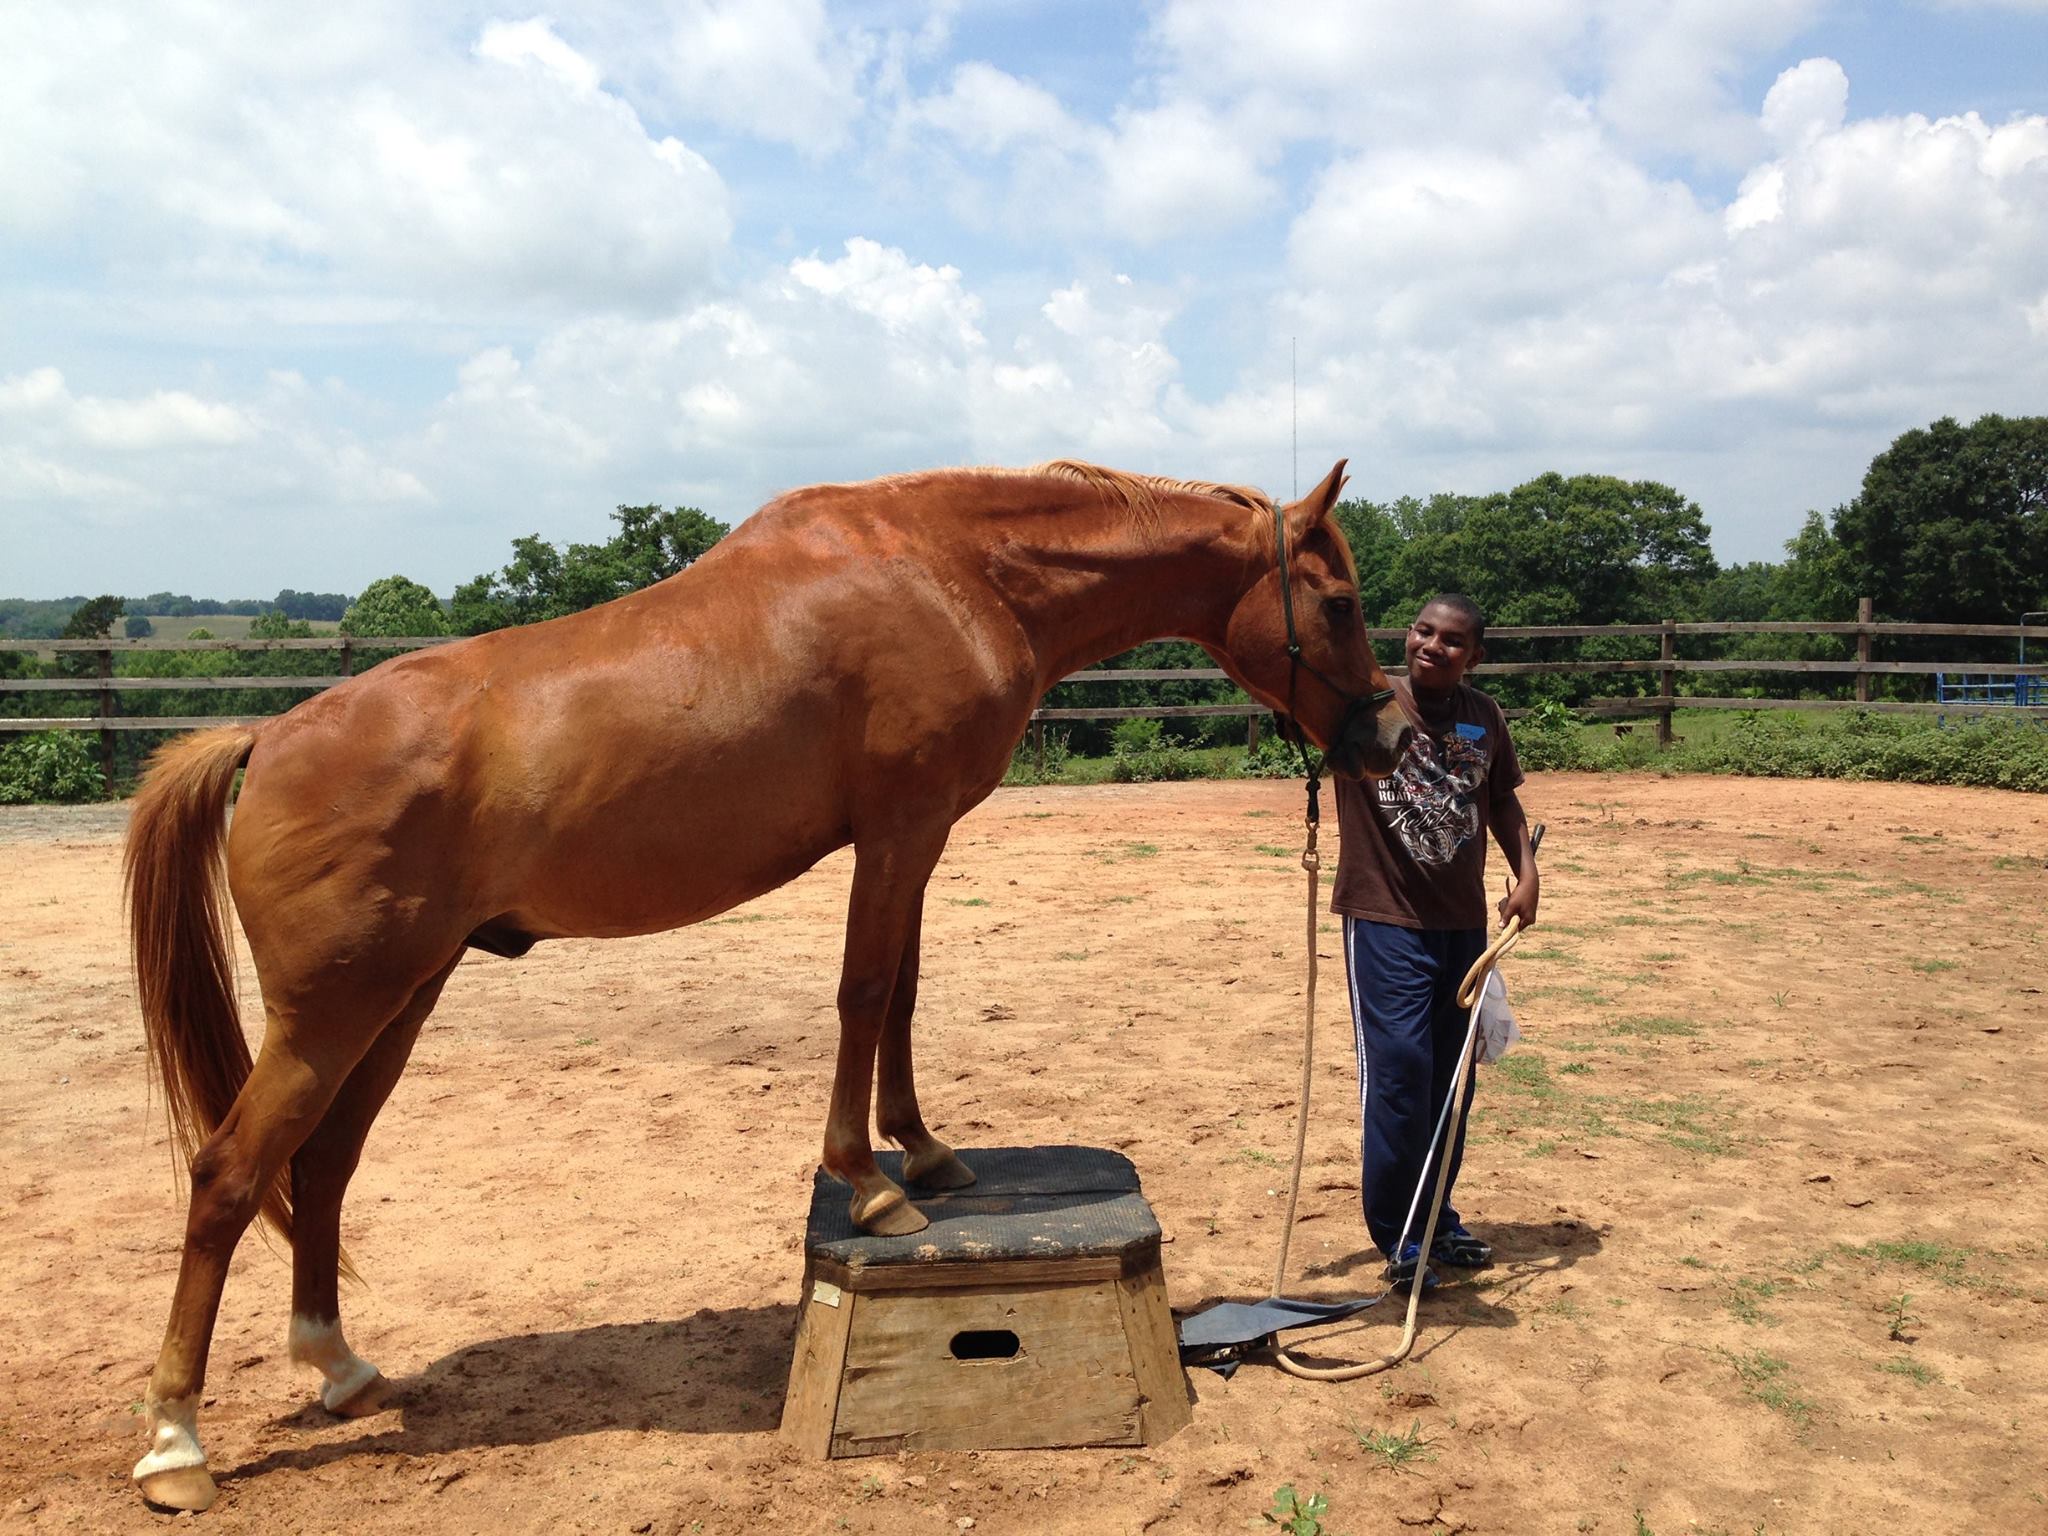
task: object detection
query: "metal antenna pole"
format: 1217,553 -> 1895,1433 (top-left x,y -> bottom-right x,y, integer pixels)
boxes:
1291,336 -> 1298,500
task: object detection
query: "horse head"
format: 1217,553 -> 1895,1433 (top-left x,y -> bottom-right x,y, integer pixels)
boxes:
1215,460 -> 1412,780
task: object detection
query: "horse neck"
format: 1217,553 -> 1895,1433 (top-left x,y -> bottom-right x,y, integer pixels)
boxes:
988,499 -> 1260,687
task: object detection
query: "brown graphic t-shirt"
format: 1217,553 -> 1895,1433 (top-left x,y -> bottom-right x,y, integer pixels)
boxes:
1330,681 -> 1523,931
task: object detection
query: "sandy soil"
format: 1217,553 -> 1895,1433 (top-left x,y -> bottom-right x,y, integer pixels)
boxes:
2,774 -> 2044,1536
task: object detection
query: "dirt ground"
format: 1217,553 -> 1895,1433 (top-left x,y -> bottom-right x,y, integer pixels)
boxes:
3,774 -> 2045,1536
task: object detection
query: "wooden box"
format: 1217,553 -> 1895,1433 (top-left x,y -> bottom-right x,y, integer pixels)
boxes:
780,1145 -> 1192,1458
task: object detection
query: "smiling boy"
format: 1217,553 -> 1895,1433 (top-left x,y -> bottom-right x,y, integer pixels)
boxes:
1332,593 -> 1540,1289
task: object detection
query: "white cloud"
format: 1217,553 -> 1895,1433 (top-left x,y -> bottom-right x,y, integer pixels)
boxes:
909,63 -> 1272,242
788,237 -> 986,350
1760,57 -> 1850,149
644,0 -> 872,152
476,17 -> 605,94
0,4 -> 731,321
0,368 -> 255,452
915,61 -> 1081,155
1258,56 -> 2048,526
1591,0 -> 1830,165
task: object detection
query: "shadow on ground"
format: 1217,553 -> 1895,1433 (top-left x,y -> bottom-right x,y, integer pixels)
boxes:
228,1304 -> 795,1484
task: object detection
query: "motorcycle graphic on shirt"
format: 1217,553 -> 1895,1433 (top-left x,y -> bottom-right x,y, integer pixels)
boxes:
1375,722 -> 1492,866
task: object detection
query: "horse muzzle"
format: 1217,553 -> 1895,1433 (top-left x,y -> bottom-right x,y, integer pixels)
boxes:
1323,696 -> 1411,780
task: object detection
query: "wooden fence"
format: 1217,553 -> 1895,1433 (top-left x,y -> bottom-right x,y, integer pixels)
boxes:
5,604 -> 2046,784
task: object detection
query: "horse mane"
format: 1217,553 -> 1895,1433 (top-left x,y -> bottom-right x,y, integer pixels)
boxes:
1026,460 -> 1276,518
830,461 -> 1276,523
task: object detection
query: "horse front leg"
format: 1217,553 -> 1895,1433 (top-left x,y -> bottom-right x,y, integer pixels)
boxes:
876,900 -> 976,1191
826,826 -> 949,1236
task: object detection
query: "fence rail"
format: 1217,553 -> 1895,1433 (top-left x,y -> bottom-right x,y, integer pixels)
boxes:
7,611 -> 2047,779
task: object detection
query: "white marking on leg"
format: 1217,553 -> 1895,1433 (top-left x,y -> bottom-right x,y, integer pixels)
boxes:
288,1314 -> 380,1411
132,1392 -> 206,1480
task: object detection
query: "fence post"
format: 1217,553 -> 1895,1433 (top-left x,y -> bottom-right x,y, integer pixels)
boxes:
1033,719 -> 1044,775
97,645 -> 115,790
1246,714 -> 1260,753
340,639 -> 355,678
1856,596 -> 1872,705
1656,620 -> 1676,748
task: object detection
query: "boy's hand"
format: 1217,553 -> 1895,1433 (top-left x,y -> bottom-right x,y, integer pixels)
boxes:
1498,871 -> 1540,931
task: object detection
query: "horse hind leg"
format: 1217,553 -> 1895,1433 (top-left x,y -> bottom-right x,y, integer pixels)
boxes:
875,901 -> 975,1192
287,954 -> 460,1418
132,1032 -> 366,1513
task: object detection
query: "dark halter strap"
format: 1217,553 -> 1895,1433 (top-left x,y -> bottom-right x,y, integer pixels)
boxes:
1272,500 -> 1396,781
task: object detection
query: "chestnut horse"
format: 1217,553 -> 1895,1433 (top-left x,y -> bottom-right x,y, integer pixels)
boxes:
122,459 -> 1408,1510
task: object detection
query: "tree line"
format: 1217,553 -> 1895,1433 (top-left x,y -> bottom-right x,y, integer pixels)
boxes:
6,412 -> 2042,765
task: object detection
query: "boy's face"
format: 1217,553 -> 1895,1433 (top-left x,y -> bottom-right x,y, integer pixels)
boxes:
1405,602 -> 1484,694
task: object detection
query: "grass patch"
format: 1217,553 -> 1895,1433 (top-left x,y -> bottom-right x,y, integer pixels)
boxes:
1520,946 -> 1580,963
946,896 -> 990,907
1910,958 -> 1959,974
1725,1349 -> 1816,1430
1086,841 -> 1162,861
1876,1356 -> 1940,1386
1516,983 -> 1617,1006
1849,1239 -> 1972,1283
1253,844 -> 1292,857
1609,1014 -> 1701,1039
1614,1093 -> 1739,1155
1348,1419 -> 1434,1471
1726,1277 -> 1780,1326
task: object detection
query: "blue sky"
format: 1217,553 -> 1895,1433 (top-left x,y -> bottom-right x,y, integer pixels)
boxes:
3,0 -> 2045,598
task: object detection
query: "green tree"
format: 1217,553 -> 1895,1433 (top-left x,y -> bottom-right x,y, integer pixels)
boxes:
1331,497 -> 1410,631
62,595 -> 125,639
1774,510 -> 1856,621
1829,413 -> 2048,623
1391,473 -> 1717,629
124,614 -> 156,638
452,503 -> 729,633
248,609 -> 314,640
341,577 -> 449,638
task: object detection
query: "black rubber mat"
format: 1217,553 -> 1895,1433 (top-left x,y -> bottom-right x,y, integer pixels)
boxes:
806,1145 -> 1161,1270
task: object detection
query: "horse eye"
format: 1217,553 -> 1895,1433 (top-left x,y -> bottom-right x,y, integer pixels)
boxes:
1322,595 -> 1357,622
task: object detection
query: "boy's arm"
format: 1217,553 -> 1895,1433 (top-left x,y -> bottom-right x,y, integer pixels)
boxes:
1492,788 -> 1540,930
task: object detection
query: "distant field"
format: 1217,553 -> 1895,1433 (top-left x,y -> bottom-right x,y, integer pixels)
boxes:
131,613 -> 342,640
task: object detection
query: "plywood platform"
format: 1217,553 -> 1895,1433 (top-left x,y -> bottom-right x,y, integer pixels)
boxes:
780,1146 -> 1192,1458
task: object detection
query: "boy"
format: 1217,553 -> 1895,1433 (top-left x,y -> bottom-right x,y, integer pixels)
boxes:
1332,593 -> 1539,1289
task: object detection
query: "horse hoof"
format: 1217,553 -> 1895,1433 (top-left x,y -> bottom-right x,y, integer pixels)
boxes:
137,1464 -> 218,1513
852,1187 -> 929,1237
325,1369 -> 392,1419
903,1147 -> 977,1191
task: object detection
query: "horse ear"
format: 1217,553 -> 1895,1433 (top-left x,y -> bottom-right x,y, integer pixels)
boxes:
1285,458 -> 1349,545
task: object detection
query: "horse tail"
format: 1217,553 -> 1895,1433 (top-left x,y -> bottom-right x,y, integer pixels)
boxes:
124,725 -> 293,1247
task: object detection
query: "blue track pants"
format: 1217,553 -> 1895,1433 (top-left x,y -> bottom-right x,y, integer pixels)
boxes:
1343,917 -> 1490,1259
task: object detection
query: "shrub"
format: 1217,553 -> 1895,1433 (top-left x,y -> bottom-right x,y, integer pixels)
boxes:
1684,711 -> 2048,792
1511,701 -> 1598,771
1240,729 -> 1311,778
1109,720 -> 1202,782
1003,728 -> 1073,786
0,732 -> 105,803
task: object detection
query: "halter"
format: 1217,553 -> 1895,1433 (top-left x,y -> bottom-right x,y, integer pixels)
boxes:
1271,501 -> 1397,779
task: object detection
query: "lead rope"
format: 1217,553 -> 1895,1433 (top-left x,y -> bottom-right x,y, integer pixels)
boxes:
1268,785 -> 1526,1382
1271,769 -> 1323,1298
